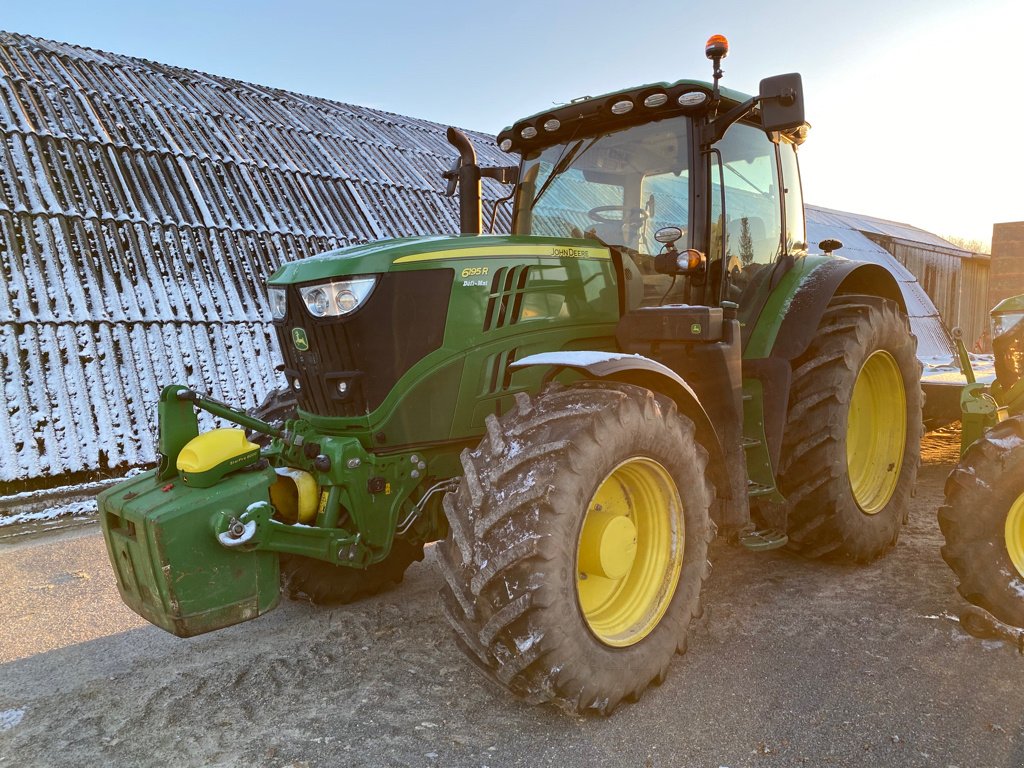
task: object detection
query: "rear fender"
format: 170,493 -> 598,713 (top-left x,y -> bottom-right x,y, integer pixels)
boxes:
769,260 -> 905,362
746,260 -> 908,469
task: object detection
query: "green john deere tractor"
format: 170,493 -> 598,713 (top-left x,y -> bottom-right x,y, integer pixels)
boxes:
939,295 -> 1024,637
99,36 -> 923,713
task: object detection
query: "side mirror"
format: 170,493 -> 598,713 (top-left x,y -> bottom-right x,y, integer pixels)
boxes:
654,226 -> 684,247
759,73 -> 805,133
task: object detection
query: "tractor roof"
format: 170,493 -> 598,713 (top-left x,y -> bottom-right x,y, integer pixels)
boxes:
496,79 -> 753,155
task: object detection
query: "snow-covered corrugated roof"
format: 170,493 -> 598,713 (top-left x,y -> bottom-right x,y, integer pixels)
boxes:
805,205 -> 955,359
806,204 -> 980,257
0,30 -> 507,489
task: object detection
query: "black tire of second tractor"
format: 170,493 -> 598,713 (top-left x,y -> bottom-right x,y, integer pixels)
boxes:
248,387 -> 424,605
776,295 -> 923,561
938,415 -> 1024,628
438,382 -> 715,715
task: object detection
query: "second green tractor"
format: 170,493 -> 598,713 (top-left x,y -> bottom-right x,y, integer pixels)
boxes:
99,37 -> 924,714
939,296 -> 1024,636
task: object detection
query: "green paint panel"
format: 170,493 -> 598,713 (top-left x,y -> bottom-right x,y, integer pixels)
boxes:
741,379 -> 785,502
99,467 -> 280,638
267,234 -> 611,285
743,255 -> 831,360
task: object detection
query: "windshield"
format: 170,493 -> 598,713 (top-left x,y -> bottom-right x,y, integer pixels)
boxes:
513,116 -> 692,258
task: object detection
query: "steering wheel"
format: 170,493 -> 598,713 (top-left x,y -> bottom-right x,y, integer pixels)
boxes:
588,206 -> 649,224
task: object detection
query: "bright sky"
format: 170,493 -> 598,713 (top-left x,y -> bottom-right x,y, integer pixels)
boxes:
5,0 -> 1022,245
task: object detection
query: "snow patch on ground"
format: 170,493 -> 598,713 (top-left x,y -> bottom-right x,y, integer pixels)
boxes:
0,499 -> 97,527
919,353 -> 996,385
0,709 -> 25,731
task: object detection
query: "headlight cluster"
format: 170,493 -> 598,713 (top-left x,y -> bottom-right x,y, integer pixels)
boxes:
268,277 -> 377,321
298,277 -> 377,318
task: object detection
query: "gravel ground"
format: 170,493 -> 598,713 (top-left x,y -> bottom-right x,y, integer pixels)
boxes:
0,428 -> 1021,768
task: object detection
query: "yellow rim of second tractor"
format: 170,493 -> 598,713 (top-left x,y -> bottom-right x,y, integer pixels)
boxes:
576,457 -> 684,648
1006,491 -> 1024,580
846,350 -> 906,515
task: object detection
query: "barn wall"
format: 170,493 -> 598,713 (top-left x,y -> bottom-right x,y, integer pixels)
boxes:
877,238 -> 990,349
990,222 -> 1024,311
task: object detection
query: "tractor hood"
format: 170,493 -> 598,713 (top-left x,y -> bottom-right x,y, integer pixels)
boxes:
267,234 -> 610,285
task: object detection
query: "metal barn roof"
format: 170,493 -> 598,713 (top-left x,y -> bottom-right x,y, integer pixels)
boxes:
806,205 -> 982,257
0,30 -> 506,489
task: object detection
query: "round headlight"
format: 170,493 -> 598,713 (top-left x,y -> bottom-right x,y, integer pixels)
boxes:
643,93 -> 668,108
305,287 -> 329,317
610,100 -> 634,115
499,138 -> 513,152
543,118 -> 561,132
336,288 -> 359,313
521,126 -> 537,139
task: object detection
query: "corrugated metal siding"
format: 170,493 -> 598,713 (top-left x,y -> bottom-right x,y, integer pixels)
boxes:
0,30 -> 509,490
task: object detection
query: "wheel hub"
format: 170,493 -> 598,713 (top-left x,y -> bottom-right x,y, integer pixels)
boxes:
579,511 -> 638,580
1006,491 -> 1024,580
576,457 -> 684,648
847,349 -> 906,514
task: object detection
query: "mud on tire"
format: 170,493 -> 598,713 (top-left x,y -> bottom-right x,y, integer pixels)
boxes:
438,382 -> 715,715
776,295 -> 922,561
939,415 -> 1024,628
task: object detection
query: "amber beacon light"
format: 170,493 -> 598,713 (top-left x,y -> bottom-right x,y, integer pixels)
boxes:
705,34 -> 729,60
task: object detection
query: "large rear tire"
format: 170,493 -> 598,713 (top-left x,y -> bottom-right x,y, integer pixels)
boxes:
777,296 -> 922,561
438,383 -> 714,715
939,415 -> 1024,628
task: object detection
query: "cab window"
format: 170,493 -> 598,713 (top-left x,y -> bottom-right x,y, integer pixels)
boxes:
779,140 -> 806,254
710,123 -> 783,306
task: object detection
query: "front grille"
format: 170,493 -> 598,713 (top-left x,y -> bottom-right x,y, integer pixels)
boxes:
274,269 -> 453,417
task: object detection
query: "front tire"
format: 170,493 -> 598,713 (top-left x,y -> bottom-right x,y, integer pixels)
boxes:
777,296 -> 922,561
281,539 -> 424,605
939,415 -> 1024,628
438,383 -> 714,714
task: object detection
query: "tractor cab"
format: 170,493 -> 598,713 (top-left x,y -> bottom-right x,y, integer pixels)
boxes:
485,36 -> 809,332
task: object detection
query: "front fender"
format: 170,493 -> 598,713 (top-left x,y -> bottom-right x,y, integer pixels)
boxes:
510,351 -> 729,500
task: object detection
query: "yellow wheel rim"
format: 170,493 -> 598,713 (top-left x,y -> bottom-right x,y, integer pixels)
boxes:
576,457 -> 684,647
1006,491 -> 1024,580
846,350 -> 906,514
